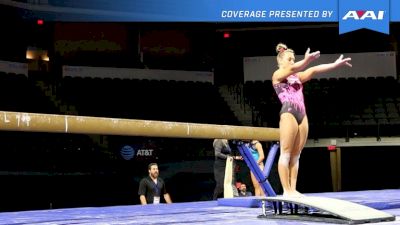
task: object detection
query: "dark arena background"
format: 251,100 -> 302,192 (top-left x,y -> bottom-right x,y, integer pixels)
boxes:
0,1 -> 400,224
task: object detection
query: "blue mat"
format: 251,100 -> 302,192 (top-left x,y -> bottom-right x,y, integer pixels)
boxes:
218,196 -> 263,208
0,189 -> 399,225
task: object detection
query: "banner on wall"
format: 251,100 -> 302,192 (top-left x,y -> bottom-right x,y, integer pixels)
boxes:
0,60 -> 28,76
8,0 -> 400,34
62,65 -> 214,83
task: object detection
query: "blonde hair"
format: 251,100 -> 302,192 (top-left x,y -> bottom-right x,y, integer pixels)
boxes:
276,43 -> 294,65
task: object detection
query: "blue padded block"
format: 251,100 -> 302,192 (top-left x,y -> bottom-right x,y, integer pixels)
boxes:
217,197 -> 262,208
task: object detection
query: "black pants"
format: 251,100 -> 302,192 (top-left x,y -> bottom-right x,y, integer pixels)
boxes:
213,159 -> 226,200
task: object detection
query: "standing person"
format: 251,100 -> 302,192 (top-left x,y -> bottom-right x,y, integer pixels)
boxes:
213,139 -> 241,199
138,163 -> 172,205
272,43 -> 352,196
247,140 -> 265,196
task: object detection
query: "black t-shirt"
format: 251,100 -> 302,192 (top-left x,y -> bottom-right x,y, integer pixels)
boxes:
138,176 -> 167,204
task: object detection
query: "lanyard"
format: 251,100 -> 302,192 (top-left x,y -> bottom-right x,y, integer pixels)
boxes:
152,179 -> 160,196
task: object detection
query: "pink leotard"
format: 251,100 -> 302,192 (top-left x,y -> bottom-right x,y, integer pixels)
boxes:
273,74 -> 306,124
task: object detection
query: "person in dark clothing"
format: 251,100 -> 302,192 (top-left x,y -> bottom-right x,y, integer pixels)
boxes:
138,163 -> 172,205
213,139 -> 241,200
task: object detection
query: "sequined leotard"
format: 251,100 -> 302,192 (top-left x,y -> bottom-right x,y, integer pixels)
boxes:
273,74 -> 306,124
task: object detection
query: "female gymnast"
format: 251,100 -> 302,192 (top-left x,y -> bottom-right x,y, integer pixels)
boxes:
272,43 -> 352,196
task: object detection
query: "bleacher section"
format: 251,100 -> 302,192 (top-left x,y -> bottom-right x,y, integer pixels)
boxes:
0,72 -> 58,114
58,76 -> 239,125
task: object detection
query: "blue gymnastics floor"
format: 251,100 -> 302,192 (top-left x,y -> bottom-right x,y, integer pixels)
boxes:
0,189 -> 399,225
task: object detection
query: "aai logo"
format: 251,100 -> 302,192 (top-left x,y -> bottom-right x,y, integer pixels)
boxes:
338,0 -> 389,34
342,11 -> 385,20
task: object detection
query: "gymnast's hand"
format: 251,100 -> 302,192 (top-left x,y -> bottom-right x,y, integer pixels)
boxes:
304,48 -> 320,62
334,54 -> 352,68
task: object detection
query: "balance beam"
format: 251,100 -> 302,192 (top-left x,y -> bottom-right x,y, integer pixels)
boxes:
0,111 -> 280,141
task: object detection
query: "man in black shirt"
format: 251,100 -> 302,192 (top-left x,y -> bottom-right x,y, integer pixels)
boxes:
138,163 -> 172,205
